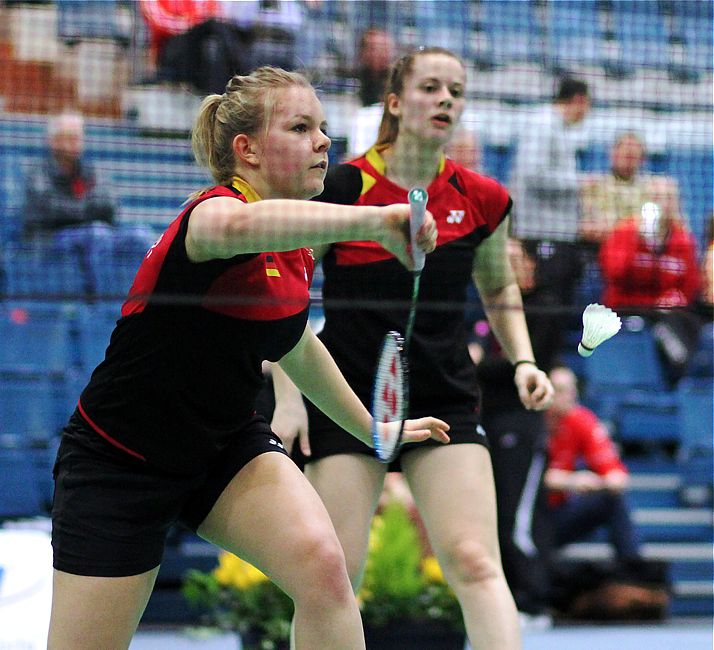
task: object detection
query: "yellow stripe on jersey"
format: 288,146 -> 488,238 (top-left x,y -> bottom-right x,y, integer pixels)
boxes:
362,146 -> 446,195
231,176 -> 262,203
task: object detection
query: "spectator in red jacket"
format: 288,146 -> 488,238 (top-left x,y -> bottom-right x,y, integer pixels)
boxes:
545,365 -> 641,564
599,182 -> 700,309
599,185 -> 703,384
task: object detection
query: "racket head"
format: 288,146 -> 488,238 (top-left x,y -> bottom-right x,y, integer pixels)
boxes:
370,330 -> 408,463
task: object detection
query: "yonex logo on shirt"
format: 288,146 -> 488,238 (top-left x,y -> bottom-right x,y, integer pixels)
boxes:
446,210 -> 465,224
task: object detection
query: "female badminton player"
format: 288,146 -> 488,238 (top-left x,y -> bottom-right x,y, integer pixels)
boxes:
272,48 -> 553,650
47,67 -> 449,650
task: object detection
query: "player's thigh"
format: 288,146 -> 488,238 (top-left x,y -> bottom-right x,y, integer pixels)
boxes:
197,452 -> 347,597
48,567 -> 159,650
305,454 -> 386,583
402,444 -> 500,558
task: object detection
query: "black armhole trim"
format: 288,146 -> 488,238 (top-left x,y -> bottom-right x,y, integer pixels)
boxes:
313,164 -> 363,205
448,172 -> 466,196
501,196 -> 514,222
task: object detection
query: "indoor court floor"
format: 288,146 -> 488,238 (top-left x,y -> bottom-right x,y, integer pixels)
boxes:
131,621 -> 713,650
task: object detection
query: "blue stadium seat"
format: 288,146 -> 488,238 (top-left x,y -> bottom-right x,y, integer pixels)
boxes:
0,153 -> 24,245
665,149 -> 713,246
615,391 -> 679,446
612,2 -> 669,70
0,447 -> 45,519
482,0 -> 538,35
0,375 -> 67,443
2,242 -> 86,299
583,323 -> 668,392
85,226 -> 155,299
676,377 -> 714,457
75,301 -> 122,381
482,144 -> 515,185
0,302 -> 76,375
475,0 -> 541,65
56,0 -> 128,44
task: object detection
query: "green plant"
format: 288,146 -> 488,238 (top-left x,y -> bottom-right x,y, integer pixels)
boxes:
182,502 -> 463,649
359,503 -> 464,632
182,552 -> 293,650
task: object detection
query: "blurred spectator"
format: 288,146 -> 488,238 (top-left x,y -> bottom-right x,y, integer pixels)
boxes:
700,212 -> 714,314
599,184 -> 700,311
446,127 -> 482,172
141,0 -> 308,94
579,132 -> 653,246
468,238 -> 562,625
545,365 -> 642,565
510,77 -> 591,307
355,27 -> 396,106
600,194 -> 702,384
687,212 -> 714,378
220,0 -> 305,73
22,111 -> 117,243
139,0 -> 239,94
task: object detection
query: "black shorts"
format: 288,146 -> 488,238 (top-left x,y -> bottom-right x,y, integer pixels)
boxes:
51,413 -> 288,577
294,401 -> 489,472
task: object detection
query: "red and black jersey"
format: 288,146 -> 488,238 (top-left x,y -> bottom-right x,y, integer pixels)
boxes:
314,146 -> 512,416
78,180 -> 314,473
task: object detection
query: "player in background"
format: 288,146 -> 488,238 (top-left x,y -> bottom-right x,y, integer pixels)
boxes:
47,67 -> 449,650
272,48 -> 553,650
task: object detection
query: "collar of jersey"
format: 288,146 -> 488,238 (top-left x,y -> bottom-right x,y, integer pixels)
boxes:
365,145 -> 447,178
231,176 -> 262,203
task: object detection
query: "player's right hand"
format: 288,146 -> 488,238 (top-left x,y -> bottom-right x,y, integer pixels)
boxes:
378,204 -> 437,270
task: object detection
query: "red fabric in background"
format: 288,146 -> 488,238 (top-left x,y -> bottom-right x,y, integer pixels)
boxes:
139,0 -> 219,58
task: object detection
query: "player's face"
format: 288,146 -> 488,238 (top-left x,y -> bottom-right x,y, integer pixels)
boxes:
390,53 -> 466,144
258,86 -> 331,200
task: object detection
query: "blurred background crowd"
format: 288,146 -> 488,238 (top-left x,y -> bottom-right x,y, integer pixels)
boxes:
0,0 -> 711,632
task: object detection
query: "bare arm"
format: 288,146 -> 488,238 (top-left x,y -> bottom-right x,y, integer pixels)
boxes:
185,197 -> 436,270
472,219 -> 554,410
277,326 -> 450,448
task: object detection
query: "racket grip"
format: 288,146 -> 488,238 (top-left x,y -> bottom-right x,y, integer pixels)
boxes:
408,187 -> 428,272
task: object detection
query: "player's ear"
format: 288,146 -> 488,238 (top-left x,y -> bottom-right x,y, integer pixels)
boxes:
233,134 -> 260,166
386,93 -> 401,118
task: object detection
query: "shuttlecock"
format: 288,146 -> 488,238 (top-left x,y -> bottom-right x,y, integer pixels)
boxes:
578,303 -> 622,357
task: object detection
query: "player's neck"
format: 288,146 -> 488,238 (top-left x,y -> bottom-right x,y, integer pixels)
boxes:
382,138 -> 442,190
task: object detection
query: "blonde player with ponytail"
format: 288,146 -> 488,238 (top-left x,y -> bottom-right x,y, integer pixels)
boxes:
48,67 -> 448,650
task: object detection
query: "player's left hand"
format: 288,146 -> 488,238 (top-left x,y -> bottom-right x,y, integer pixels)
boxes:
402,417 -> 451,444
514,364 -> 554,411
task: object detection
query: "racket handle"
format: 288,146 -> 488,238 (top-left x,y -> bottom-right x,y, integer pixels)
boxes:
408,187 -> 428,272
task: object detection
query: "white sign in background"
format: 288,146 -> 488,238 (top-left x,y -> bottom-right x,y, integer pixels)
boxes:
0,529 -> 52,650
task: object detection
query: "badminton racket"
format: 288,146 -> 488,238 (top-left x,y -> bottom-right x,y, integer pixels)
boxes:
371,188 -> 428,463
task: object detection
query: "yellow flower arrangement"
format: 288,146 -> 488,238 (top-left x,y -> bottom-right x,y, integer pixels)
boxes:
183,501 -> 463,649
213,553 -> 269,591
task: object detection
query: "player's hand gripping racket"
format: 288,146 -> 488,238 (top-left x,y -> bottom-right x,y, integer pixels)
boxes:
371,188 -> 428,463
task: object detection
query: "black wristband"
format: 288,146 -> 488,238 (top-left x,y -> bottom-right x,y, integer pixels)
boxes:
513,359 -> 537,369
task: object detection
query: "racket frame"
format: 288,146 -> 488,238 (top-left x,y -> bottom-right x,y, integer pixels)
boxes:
370,187 -> 428,463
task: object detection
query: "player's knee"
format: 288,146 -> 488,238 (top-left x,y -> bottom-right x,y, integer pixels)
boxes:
444,538 -> 500,586
294,533 -> 353,607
